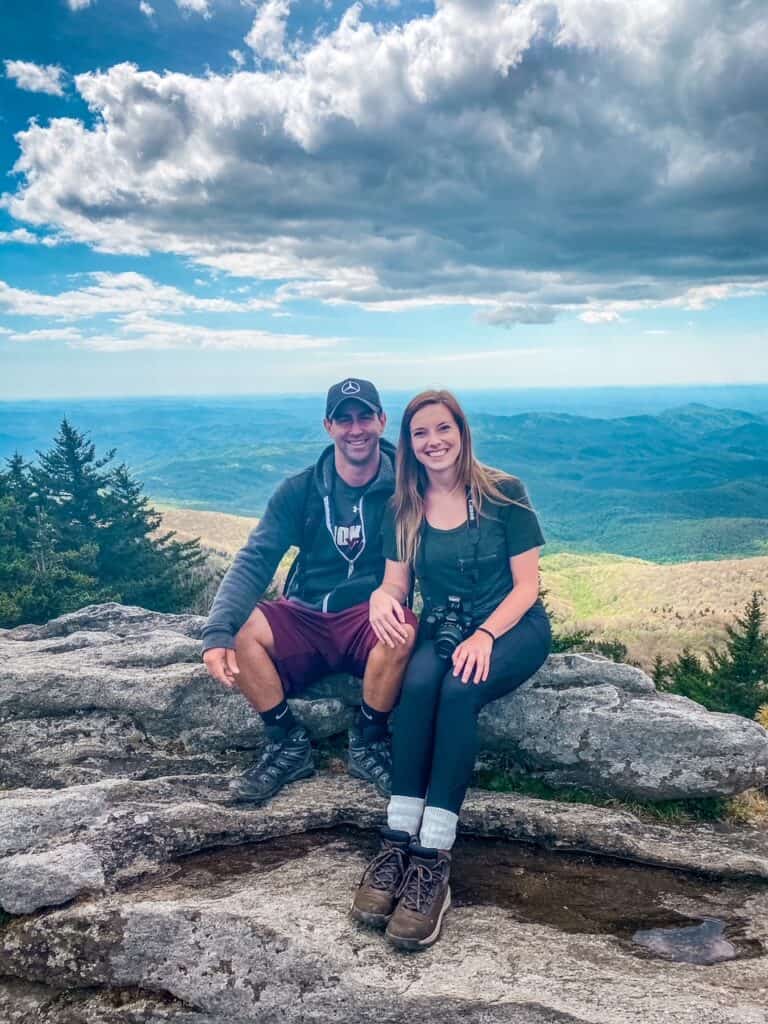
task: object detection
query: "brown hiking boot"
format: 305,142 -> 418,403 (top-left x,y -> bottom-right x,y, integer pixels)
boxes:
385,844 -> 451,951
351,828 -> 411,928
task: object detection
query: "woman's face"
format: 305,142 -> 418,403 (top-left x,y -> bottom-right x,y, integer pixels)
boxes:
409,402 -> 462,475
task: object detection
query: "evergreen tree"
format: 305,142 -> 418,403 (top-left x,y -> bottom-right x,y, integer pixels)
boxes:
31,419 -> 114,553
0,460 -> 101,627
0,422 -> 208,627
99,462 -> 207,612
664,647 -> 712,706
651,653 -> 668,688
706,591 -> 768,718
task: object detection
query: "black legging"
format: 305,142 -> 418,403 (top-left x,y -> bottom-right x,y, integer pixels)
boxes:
391,602 -> 552,814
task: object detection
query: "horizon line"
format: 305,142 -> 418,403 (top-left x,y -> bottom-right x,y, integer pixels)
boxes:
3,381 -> 768,403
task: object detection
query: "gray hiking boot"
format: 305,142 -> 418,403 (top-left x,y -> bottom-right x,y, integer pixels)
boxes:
347,729 -> 392,797
229,725 -> 315,805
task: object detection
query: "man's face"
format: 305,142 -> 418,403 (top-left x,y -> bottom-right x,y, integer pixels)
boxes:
324,399 -> 387,468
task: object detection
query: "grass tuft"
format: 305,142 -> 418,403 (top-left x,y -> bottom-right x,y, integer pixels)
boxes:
726,788 -> 768,825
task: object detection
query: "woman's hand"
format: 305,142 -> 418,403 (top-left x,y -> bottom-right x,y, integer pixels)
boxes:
452,630 -> 493,684
369,586 -> 411,649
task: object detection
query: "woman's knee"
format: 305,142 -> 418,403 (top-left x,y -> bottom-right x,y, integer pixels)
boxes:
398,644 -> 445,701
438,669 -> 482,713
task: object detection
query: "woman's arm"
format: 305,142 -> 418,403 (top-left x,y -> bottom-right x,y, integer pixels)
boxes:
369,558 -> 413,649
452,546 -> 541,683
480,546 -> 541,639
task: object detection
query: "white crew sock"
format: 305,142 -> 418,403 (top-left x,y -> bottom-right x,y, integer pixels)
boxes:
419,806 -> 459,851
387,795 -> 425,836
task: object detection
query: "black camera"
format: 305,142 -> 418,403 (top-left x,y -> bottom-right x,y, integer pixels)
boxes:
425,595 -> 474,659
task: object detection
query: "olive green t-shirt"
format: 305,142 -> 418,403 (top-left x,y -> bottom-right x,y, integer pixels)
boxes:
381,477 -> 544,624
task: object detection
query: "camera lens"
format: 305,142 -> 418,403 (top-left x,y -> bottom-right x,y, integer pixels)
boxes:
434,621 -> 466,659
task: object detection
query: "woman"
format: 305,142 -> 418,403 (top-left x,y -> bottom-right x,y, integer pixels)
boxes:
351,389 -> 551,950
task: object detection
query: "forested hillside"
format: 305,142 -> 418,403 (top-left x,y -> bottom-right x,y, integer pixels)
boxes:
3,396 -> 768,562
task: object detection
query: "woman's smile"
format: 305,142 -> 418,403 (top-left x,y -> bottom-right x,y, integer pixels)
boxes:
410,403 -> 461,474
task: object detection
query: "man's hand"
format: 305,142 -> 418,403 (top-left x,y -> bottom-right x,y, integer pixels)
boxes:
203,647 -> 240,689
369,586 -> 411,649
452,630 -> 493,684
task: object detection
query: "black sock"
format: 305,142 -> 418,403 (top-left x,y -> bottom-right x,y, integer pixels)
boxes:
260,698 -> 297,738
355,699 -> 389,743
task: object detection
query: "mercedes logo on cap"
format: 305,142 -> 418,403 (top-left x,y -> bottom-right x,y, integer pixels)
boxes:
341,380 -> 361,395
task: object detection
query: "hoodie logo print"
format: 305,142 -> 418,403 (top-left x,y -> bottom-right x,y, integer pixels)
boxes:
333,524 -> 363,552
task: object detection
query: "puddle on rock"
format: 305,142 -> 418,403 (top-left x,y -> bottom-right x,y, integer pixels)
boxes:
449,833 -> 764,965
632,917 -> 738,965
146,827 -> 766,966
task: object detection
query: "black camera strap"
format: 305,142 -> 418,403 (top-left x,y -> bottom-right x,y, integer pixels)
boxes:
419,485 -> 482,617
456,487 -> 481,616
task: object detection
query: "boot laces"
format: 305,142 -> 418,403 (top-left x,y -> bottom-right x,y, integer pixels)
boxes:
396,859 -> 445,913
357,739 -> 391,778
245,736 -> 300,783
359,844 -> 407,891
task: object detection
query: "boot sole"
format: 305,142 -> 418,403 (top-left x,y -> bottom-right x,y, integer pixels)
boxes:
229,764 -> 316,805
385,887 -> 451,951
349,903 -> 392,929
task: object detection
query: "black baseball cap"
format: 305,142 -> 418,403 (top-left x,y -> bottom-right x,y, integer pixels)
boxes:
325,378 -> 383,419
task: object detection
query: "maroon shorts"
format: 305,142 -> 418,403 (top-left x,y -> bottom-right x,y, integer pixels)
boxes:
257,598 -> 417,695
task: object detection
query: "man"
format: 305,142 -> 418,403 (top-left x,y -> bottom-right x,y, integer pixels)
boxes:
202,378 -> 416,804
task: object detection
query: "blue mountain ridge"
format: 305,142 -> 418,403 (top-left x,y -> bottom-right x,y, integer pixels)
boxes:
1,393 -> 767,563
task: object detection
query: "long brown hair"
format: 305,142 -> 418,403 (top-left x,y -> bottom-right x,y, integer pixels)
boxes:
394,389 -> 528,565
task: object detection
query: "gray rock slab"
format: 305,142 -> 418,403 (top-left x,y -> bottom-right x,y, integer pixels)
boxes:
0,842 -> 105,914
3,603 -> 768,799
1,835 -> 766,1024
479,660 -> 768,798
3,774 -> 768,916
1,602 -> 206,641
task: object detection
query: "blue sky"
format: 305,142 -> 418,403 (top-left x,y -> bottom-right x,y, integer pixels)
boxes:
1,0 -> 766,398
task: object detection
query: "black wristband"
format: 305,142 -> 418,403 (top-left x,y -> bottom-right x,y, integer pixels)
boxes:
476,626 -> 495,643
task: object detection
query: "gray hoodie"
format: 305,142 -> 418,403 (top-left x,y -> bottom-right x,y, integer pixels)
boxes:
201,439 -> 396,652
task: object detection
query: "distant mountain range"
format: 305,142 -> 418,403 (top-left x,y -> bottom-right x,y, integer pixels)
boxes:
2,392 -> 767,563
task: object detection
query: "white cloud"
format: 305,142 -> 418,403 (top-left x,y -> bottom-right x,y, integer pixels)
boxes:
8,327 -> 84,342
74,315 -> 341,351
67,0 -> 94,9
0,229 -> 38,245
245,0 -> 291,61
175,0 -> 212,16
6,0 -> 768,323
0,228 -> 61,247
4,60 -> 66,96
0,272 -> 274,319
579,310 -> 622,324
229,49 -> 246,67
139,1 -> 155,16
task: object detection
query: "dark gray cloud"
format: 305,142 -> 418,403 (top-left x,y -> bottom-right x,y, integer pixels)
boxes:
6,0 -> 768,320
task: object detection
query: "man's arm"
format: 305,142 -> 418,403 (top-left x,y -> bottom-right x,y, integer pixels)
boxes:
201,475 -> 305,652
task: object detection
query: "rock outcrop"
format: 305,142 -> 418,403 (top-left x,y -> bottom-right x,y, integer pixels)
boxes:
1,778 -> 767,1024
3,604 -> 768,1024
2,603 -> 767,800
4,773 -> 768,918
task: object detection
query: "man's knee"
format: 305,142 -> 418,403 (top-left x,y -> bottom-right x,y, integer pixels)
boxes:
234,607 -> 276,659
371,622 -> 417,664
